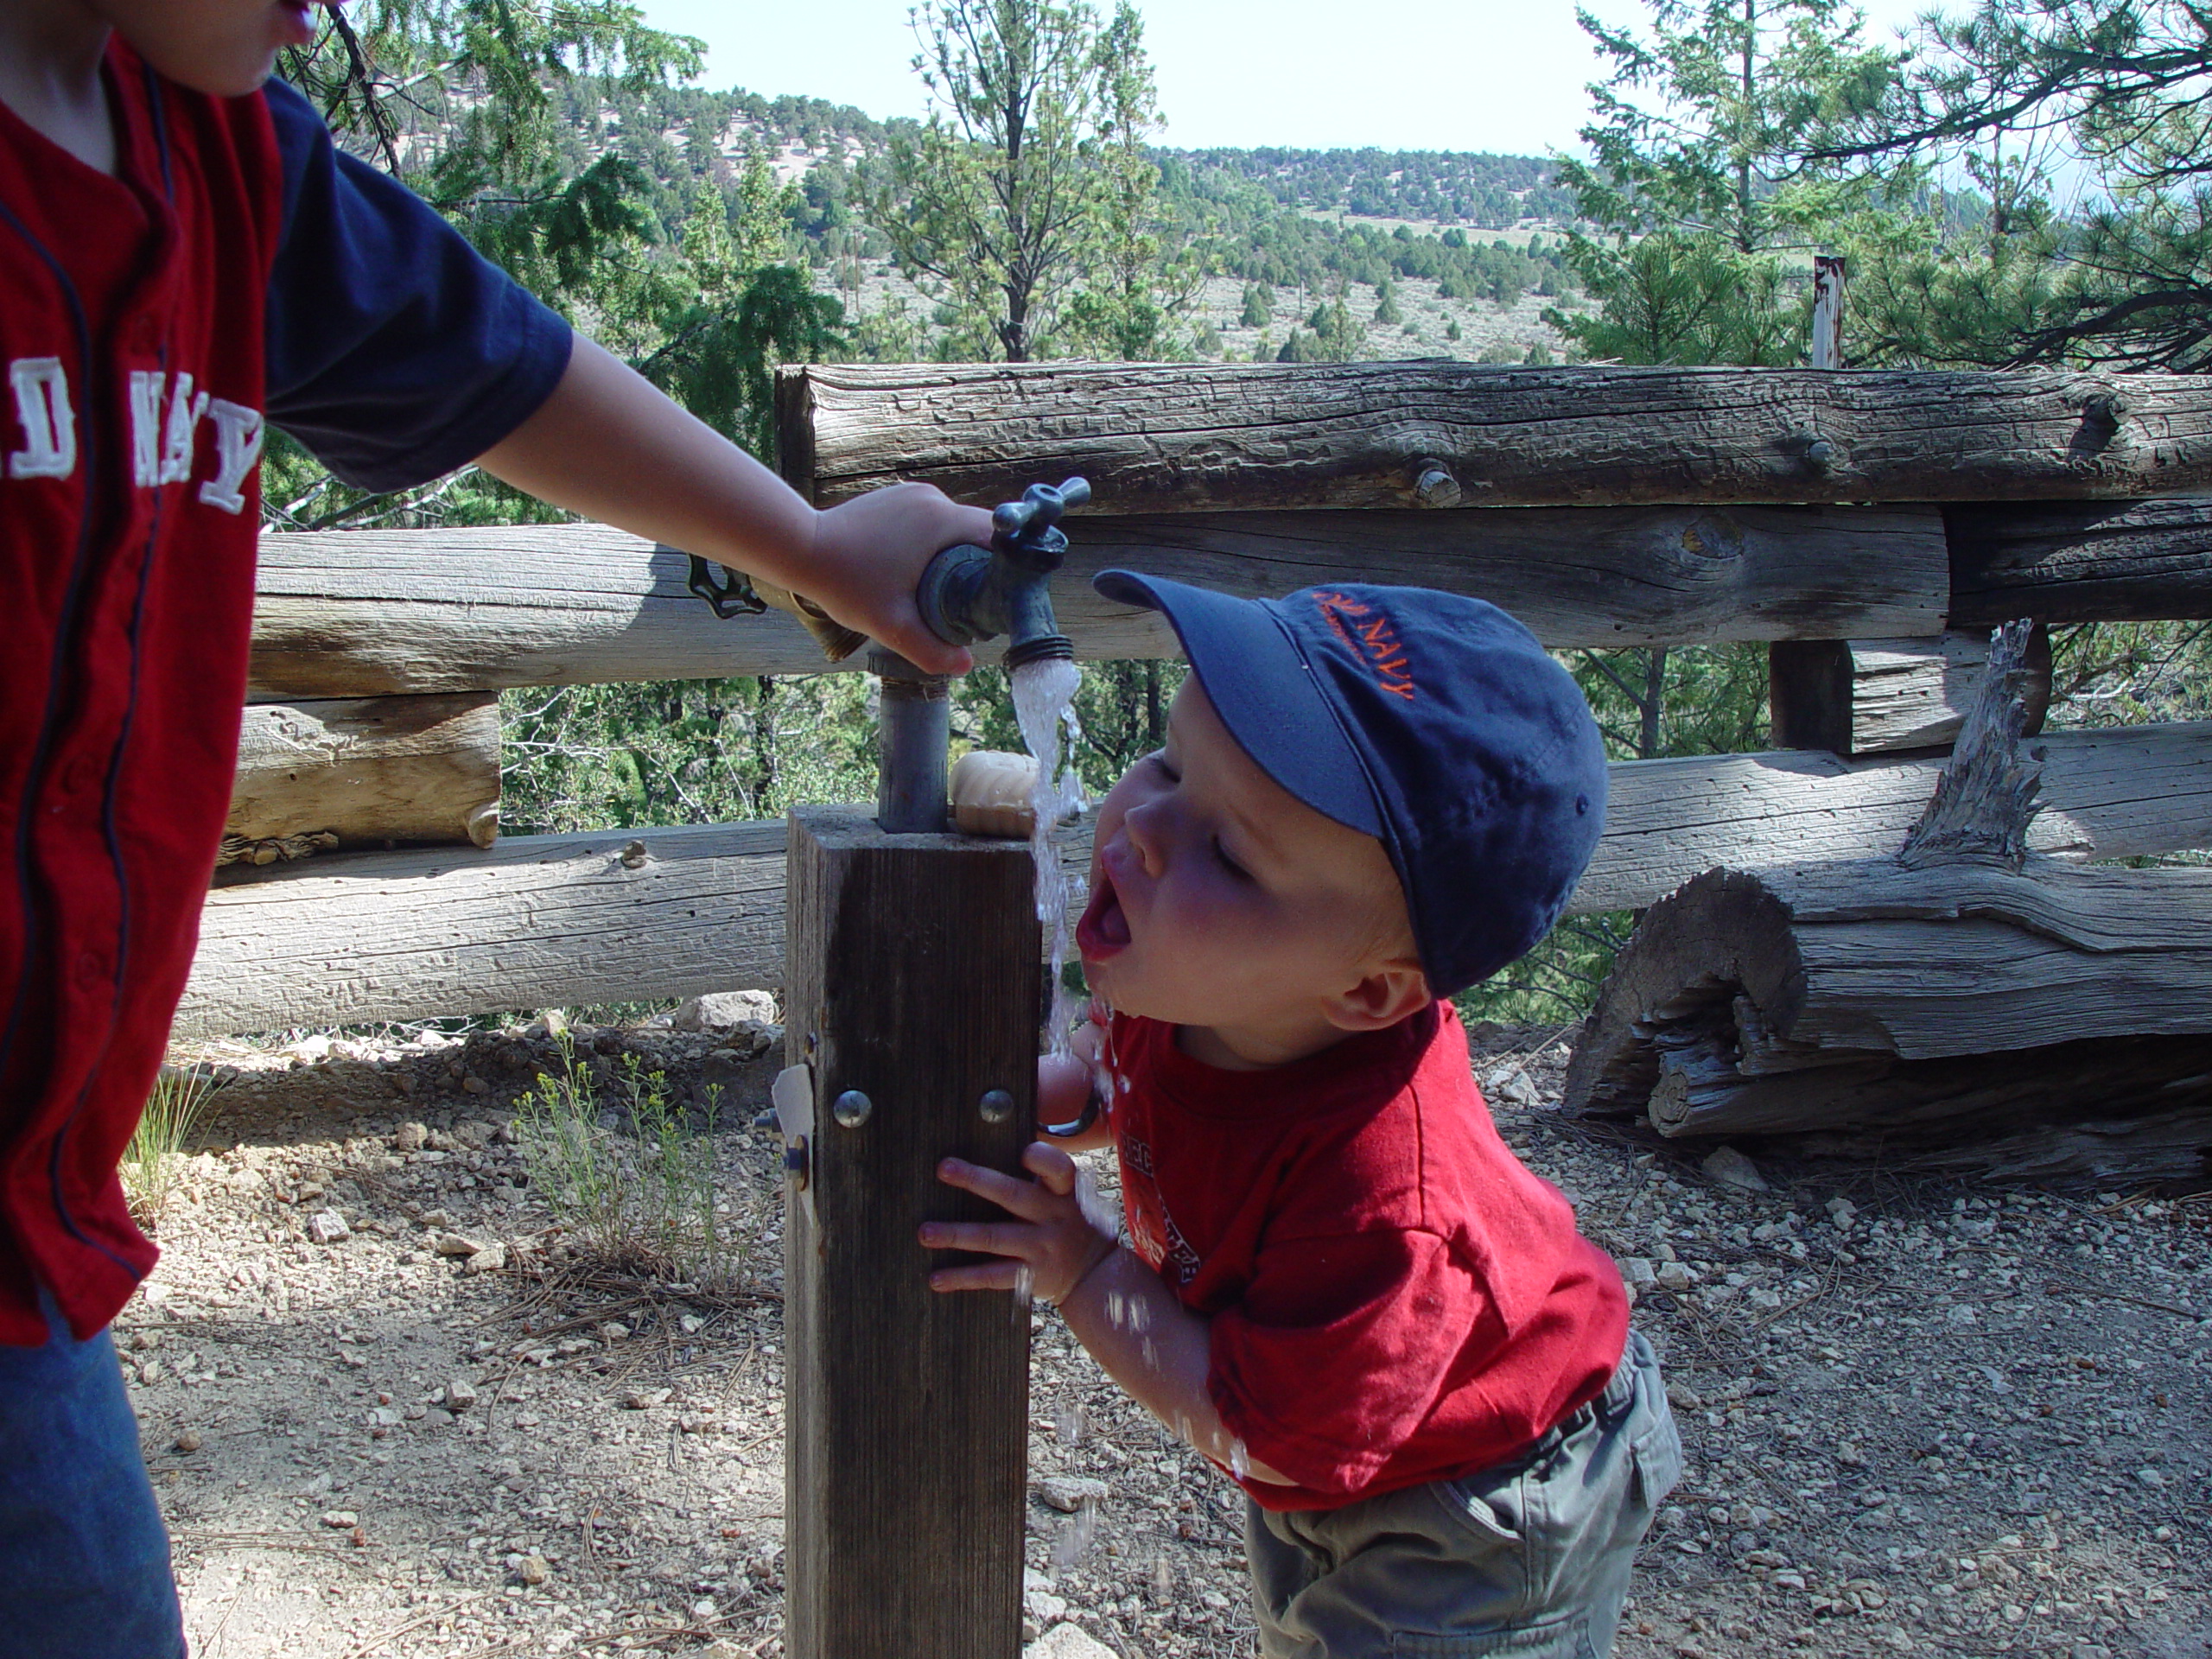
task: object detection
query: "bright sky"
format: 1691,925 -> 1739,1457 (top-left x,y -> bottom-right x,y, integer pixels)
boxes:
634,0 -> 1947,155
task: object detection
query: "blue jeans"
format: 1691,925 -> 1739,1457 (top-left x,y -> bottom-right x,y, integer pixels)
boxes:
1244,1331 -> 1681,1658
0,1292 -> 185,1659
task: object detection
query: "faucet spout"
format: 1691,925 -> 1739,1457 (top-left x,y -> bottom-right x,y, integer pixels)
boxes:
916,477 -> 1090,666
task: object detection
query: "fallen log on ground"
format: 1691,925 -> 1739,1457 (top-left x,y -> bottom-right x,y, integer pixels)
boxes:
777,362 -> 2212,513
1567,623 -> 2212,1185
1561,861 -> 2212,1145
180,721 -> 2212,1039
224,694 -> 500,860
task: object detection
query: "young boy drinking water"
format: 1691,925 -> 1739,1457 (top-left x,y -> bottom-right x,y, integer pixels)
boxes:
923,572 -> 1681,1658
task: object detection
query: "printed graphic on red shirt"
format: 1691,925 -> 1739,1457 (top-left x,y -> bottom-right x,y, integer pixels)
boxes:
1116,1128 -> 1202,1286
7,356 -> 262,512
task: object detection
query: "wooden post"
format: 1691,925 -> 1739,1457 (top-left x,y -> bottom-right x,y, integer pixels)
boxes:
1769,628 -> 2051,754
1809,256 -> 1847,372
781,806 -> 1039,1659
1774,253 -> 1854,747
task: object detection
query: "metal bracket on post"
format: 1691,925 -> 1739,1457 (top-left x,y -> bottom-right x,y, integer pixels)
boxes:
770,1062 -> 819,1232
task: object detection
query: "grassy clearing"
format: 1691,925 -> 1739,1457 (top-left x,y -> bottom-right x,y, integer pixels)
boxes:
512,1037 -> 759,1294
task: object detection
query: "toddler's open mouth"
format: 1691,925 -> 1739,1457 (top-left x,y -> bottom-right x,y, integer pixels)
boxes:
1076,868 -> 1130,961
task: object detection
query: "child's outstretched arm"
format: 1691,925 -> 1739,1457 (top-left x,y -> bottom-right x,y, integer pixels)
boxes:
925,1144 -> 1294,1484
476,336 -> 987,675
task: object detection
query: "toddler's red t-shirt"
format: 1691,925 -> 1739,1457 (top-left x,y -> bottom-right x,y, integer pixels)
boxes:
1101,1001 -> 1629,1512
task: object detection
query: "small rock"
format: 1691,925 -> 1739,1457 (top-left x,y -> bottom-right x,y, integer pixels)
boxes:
320,1510 -> 359,1529
462,1244 -> 506,1275
1024,1625 -> 1118,1659
623,1389 -> 673,1410
434,1232 -> 485,1258
137,1359 -> 163,1385
444,1379 -> 479,1410
1827,1195 -> 1859,1228
1701,1146 -> 1769,1192
2135,1466 -> 2166,1488
393,1122 -> 429,1152
1036,1475 -> 1109,1514
520,1010 -> 569,1040
304,1210 -> 351,1245
1619,1256 -> 1658,1292
174,1430 -> 202,1453
1656,1261 -> 1697,1293
672,990 -> 777,1033
461,1075 -> 490,1095
600,1322 -> 630,1343
518,1554 -> 551,1586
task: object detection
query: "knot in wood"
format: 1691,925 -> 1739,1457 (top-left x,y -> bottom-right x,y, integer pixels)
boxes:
2079,391 -> 2126,449
1414,461 -> 1464,509
619,839 -> 651,870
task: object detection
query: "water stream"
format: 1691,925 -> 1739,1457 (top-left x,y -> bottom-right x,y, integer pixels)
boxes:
1009,657 -> 1089,1062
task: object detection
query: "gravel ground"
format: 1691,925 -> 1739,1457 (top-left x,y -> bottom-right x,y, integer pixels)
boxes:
136,1015 -> 2209,1659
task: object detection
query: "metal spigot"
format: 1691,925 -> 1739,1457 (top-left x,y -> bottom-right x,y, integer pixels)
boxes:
915,478 -> 1089,668
874,476 -> 1090,836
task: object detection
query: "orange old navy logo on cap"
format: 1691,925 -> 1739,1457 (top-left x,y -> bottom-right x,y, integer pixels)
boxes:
1313,590 -> 1416,700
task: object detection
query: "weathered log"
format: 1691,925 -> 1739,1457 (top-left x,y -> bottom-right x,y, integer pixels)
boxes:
177,823 -> 791,1039
225,694 -> 500,855
777,362 -> 2212,513
246,525 -> 836,698
1573,623 -> 2212,1164
245,507 -> 1949,698
1948,496 -> 2212,626
1574,720 -> 2212,916
1768,630 -> 2050,755
1563,861 -> 2212,1139
179,722 -> 2212,1038
1068,505 -> 1946,647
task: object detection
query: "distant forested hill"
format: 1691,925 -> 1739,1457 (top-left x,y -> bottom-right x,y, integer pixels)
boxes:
1177,147 -> 1579,226
544,77 -> 1580,319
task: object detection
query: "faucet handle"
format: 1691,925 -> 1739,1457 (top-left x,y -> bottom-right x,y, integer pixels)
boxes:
992,477 -> 1091,563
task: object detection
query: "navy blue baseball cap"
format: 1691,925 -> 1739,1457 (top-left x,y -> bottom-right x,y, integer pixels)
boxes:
1093,571 -> 1608,997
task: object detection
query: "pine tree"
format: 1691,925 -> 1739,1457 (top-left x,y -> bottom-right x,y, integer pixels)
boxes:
1547,0 -> 1925,367
877,0 -> 1124,361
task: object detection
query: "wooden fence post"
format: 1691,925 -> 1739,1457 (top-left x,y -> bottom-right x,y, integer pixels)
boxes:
781,805 -> 1039,1659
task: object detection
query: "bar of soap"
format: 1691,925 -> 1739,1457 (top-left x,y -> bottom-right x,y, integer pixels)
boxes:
950,750 -> 1039,838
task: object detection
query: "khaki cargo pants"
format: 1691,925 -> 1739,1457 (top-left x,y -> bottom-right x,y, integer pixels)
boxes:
1244,1331 -> 1681,1658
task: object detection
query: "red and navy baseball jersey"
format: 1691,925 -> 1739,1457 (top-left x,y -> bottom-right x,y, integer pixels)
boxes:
0,38 -> 570,1344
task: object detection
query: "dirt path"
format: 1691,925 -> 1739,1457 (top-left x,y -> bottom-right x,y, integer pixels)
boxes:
134,1020 -> 2209,1659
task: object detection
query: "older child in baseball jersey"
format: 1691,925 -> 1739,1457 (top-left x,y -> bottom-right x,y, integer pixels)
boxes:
1,3 -> 985,1654
924,574 -> 1682,1657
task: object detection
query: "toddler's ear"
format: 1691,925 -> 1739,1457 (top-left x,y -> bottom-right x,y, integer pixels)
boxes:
1325,959 -> 1431,1033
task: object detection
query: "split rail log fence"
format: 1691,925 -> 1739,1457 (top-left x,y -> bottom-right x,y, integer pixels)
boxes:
194,363 -> 2212,1077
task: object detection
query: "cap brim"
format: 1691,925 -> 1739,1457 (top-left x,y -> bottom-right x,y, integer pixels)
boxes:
1093,569 -> 1383,840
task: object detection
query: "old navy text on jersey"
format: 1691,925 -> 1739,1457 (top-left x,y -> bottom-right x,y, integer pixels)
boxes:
7,356 -> 262,513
